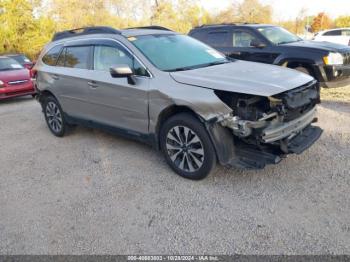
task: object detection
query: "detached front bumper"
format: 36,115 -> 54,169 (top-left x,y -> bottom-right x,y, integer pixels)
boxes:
261,107 -> 317,143
207,107 -> 323,169
230,125 -> 323,169
318,64 -> 350,88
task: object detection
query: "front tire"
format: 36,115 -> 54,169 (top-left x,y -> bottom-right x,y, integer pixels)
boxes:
43,96 -> 67,137
160,113 -> 217,180
295,66 -> 311,75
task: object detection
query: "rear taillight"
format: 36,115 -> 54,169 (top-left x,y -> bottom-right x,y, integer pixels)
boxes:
30,69 -> 37,79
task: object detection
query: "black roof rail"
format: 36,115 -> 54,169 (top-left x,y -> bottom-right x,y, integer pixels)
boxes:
126,26 -> 173,31
194,23 -> 259,28
195,23 -> 237,28
52,26 -> 121,41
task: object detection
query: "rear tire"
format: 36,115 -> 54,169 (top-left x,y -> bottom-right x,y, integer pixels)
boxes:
160,113 -> 217,180
43,96 -> 67,137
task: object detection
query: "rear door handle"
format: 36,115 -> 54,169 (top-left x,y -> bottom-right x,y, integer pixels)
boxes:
88,81 -> 98,88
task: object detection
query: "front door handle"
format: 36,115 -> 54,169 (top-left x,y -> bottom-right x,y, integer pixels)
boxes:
51,74 -> 59,80
88,81 -> 98,88
230,51 -> 241,56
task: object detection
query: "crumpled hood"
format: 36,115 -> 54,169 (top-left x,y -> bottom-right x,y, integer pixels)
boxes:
170,60 -> 314,96
283,40 -> 350,53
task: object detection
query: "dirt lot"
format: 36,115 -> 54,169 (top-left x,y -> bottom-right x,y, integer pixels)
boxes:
0,88 -> 349,255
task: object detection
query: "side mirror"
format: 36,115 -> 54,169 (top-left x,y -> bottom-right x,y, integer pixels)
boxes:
251,39 -> 266,48
110,65 -> 135,85
24,63 -> 35,70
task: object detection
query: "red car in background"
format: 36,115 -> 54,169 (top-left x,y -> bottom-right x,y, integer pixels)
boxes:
0,56 -> 35,100
5,54 -> 34,70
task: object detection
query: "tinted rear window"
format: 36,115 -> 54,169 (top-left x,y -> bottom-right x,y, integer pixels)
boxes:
324,30 -> 341,36
64,46 -> 90,69
42,45 -> 62,66
205,31 -> 231,47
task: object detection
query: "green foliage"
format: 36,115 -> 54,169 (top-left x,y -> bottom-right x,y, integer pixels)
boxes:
0,0 -> 56,59
334,16 -> 350,28
213,0 -> 272,24
0,0 -> 347,60
311,12 -> 333,33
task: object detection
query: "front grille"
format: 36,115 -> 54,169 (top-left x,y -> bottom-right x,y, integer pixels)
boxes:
274,80 -> 320,122
343,52 -> 350,65
7,80 -> 29,85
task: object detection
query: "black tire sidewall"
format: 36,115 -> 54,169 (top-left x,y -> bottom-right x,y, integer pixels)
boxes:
43,96 -> 66,137
295,66 -> 311,76
160,113 -> 216,180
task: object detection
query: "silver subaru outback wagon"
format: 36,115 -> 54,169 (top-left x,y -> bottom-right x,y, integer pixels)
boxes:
34,26 -> 322,180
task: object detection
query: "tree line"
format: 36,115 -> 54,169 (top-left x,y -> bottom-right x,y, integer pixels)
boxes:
1,0 -> 349,59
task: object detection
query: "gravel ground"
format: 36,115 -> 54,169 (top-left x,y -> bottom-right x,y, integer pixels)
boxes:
0,96 -> 349,255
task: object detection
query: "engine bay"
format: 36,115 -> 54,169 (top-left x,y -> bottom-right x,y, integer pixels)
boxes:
215,80 -> 321,146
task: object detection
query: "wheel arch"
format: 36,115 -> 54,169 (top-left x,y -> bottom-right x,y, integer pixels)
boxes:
154,105 -> 202,150
277,58 -> 318,77
37,89 -> 58,110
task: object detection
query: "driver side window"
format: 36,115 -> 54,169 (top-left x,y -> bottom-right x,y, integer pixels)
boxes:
93,45 -> 149,77
232,31 -> 259,47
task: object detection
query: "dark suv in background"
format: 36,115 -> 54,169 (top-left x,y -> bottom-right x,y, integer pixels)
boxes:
189,24 -> 350,88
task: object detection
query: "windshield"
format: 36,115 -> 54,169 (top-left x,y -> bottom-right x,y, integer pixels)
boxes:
258,27 -> 302,45
10,55 -> 31,64
129,34 -> 228,71
0,58 -> 24,71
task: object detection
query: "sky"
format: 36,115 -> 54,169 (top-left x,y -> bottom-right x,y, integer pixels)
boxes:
200,0 -> 350,20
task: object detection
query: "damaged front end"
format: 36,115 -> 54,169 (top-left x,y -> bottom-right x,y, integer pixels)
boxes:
211,80 -> 323,169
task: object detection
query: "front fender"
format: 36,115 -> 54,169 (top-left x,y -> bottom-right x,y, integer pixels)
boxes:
274,56 -> 317,66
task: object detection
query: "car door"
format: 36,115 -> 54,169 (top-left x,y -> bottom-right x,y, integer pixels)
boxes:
228,29 -> 278,64
86,42 -> 150,134
52,45 -> 93,120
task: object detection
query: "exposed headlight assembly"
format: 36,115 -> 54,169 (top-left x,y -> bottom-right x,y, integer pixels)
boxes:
0,80 -> 4,88
323,52 -> 344,65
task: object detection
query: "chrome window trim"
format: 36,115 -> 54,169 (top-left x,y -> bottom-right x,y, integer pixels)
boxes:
45,38 -> 154,78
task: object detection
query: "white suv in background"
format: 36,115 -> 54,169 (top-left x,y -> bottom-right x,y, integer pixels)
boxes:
313,28 -> 350,46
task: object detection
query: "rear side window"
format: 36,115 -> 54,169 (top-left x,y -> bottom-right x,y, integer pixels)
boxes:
56,48 -> 66,67
205,31 -> 231,47
42,45 -> 62,66
64,46 -> 90,69
190,31 -> 206,42
324,30 -> 341,36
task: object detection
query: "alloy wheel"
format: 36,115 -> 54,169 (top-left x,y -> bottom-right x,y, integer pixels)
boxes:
45,101 -> 63,133
166,126 -> 205,172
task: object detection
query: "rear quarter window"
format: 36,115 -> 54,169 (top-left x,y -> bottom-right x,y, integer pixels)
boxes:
205,31 -> 231,48
190,31 -> 206,41
42,45 -> 63,66
324,30 -> 341,36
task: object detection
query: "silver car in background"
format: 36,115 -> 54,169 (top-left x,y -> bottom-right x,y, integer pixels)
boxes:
34,26 -> 322,180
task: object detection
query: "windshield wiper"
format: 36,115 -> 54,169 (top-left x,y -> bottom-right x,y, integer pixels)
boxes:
166,60 -> 230,72
278,39 -> 303,45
